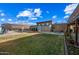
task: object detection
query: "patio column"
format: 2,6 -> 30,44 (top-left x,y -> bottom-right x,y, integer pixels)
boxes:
75,20 -> 78,45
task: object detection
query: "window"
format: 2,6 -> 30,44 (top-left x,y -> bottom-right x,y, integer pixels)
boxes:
42,24 -> 44,26
49,25 -> 51,27
38,24 -> 40,26
46,23 -> 49,25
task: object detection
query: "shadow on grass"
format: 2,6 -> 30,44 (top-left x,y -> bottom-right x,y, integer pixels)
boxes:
0,34 -> 64,55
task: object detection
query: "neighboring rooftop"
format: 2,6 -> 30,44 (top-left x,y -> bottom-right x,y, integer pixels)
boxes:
37,20 -> 52,24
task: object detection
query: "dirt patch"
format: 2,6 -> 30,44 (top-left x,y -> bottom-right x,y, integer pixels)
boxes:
0,32 -> 39,44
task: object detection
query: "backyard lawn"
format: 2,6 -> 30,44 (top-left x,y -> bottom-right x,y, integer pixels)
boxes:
0,33 -> 64,55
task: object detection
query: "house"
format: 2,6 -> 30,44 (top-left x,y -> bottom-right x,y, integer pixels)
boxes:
37,20 -> 52,32
68,4 -> 79,32
0,26 -> 2,34
36,20 -> 67,32
1,23 -> 30,32
52,23 -> 67,32
30,25 -> 37,31
0,25 -> 5,34
66,4 -> 79,45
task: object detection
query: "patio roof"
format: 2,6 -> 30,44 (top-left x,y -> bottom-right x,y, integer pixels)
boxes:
68,4 -> 79,23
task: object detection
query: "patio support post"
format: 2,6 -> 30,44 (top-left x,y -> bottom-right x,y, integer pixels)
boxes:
75,20 -> 78,45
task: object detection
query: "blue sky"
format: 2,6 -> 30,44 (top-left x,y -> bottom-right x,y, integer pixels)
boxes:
0,3 -> 78,25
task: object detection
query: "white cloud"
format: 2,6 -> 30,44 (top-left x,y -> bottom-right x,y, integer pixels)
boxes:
64,15 -> 69,19
8,19 -> 12,21
34,8 -> 42,17
15,21 -> 18,24
0,13 -> 5,16
17,8 -> 42,18
27,22 -> 36,25
64,3 -> 78,14
31,18 -> 37,20
52,15 -> 57,19
1,18 -> 5,21
27,8 -> 33,11
46,11 -> 49,14
16,8 -> 42,22
16,10 -> 32,18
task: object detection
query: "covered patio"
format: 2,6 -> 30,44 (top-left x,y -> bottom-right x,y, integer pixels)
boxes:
64,4 -> 79,54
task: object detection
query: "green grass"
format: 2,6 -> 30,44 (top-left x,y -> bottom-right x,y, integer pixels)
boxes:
0,34 -> 64,55
67,44 -> 79,55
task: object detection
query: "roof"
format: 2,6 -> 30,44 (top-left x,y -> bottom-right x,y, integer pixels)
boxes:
30,25 -> 37,27
37,20 -> 52,24
1,23 -> 30,29
52,23 -> 67,25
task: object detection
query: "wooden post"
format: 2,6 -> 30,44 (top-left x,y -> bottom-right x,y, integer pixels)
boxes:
75,20 -> 78,45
